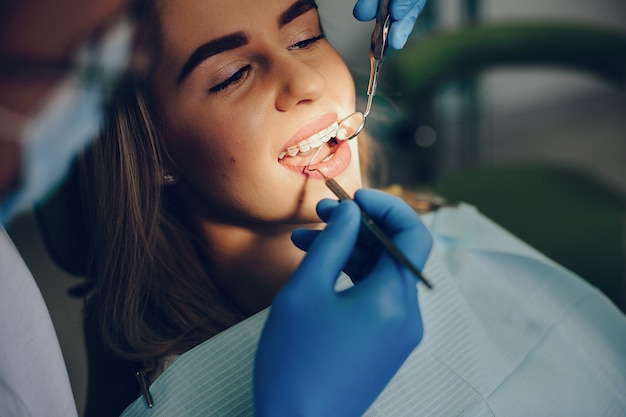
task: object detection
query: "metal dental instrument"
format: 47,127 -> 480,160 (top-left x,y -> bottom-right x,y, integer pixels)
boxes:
307,162 -> 433,290
304,0 -> 432,289
334,0 -> 391,141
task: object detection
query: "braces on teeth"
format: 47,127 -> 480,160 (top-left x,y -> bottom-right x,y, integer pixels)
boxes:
279,122 -> 341,160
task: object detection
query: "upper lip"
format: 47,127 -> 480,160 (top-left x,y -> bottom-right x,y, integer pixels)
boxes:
280,112 -> 338,155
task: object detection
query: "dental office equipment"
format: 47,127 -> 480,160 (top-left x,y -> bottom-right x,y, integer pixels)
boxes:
308,165 -> 433,289
307,0 -> 430,288
334,0 -> 391,142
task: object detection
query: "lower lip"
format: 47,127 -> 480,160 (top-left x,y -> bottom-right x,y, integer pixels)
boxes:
280,140 -> 352,180
302,140 -> 352,180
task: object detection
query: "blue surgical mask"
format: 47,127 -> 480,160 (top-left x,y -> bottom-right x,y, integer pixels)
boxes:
0,16 -> 135,225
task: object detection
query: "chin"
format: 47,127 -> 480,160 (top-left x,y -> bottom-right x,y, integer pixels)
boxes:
335,162 -> 363,196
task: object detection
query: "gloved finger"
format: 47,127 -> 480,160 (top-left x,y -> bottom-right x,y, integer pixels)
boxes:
389,0 -> 425,20
370,252 -> 424,342
317,197 -> 382,257
289,200 -> 362,294
297,191 -> 428,285
292,228 -> 374,256
353,189 -> 432,273
362,237 -> 422,291
341,243 -> 380,282
291,197 -> 349,252
316,189 -> 430,283
388,1 -> 426,49
291,198 -> 340,251
348,230 -> 424,342
353,0 -> 378,21
315,198 -> 340,222
291,198 -> 339,252
353,189 -> 424,235
352,231 -> 423,324
291,228 -> 320,252
292,224 -> 381,282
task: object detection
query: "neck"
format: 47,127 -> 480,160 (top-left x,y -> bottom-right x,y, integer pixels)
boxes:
197,220 -> 319,315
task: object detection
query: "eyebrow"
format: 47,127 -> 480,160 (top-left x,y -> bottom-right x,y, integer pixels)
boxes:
279,0 -> 318,28
177,0 -> 319,86
177,32 -> 248,85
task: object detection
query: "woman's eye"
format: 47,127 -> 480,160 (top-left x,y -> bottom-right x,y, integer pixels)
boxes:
288,34 -> 325,51
209,64 -> 252,93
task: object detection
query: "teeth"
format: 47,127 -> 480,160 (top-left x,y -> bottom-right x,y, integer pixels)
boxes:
279,122 -> 338,160
336,126 -> 350,141
298,140 -> 311,153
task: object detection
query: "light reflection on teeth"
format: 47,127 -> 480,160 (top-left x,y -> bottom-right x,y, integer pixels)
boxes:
279,121 -> 339,160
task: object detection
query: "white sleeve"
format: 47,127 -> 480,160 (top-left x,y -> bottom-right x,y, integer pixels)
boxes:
0,227 -> 78,417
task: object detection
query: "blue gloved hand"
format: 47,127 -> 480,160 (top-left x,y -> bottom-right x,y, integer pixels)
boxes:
353,0 -> 428,49
254,189 -> 432,417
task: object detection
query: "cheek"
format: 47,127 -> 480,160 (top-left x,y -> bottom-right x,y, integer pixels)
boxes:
159,87 -> 273,196
164,118 -> 262,196
322,54 -> 356,106
165,99 -> 264,166
163,121 -> 226,185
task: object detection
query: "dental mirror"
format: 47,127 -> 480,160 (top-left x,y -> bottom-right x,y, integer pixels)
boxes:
333,0 -> 391,142
335,111 -> 366,141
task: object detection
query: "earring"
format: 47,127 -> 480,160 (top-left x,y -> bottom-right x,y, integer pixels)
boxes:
163,173 -> 176,185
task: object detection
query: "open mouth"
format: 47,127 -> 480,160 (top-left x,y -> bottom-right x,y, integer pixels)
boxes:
278,121 -> 340,167
281,141 -> 342,168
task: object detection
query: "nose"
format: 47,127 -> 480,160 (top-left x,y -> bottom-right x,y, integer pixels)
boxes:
274,53 -> 326,112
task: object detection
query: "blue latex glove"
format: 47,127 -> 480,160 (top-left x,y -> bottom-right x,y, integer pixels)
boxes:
254,189 -> 432,417
353,0 -> 428,49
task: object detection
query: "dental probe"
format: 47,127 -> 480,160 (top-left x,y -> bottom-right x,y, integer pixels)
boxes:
309,166 -> 433,290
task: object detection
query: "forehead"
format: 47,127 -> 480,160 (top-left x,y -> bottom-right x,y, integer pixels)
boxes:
152,0 -> 316,78
155,0 -> 318,71
158,0 -> 313,42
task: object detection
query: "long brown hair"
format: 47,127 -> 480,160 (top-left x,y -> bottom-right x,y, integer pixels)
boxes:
81,71 -> 247,363
79,0 -> 375,364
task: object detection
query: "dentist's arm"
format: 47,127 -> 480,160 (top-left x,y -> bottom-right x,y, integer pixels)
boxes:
254,189 -> 432,417
353,0 -> 429,49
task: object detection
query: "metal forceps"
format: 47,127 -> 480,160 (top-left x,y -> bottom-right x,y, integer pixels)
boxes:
364,0 -> 392,121
334,0 -> 392,141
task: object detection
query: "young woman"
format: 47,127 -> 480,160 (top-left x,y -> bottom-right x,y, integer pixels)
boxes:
79,0 -> 626,415
80,0 -> 431,415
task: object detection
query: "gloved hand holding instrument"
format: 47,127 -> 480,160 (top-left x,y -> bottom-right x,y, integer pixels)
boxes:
254,190 -> 433,417
307,0 -> 433,289
354,0 -> 428,49
254,1 -> 431,415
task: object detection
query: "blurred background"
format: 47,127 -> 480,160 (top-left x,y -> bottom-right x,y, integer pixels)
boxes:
6,0 -> 626,415
320,0 -> 626,192
320,0 -> 626,317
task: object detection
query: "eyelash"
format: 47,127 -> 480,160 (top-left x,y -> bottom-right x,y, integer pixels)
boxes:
209,65 -> 252,93
287,33 -> 326,51
209,34 -> 326,93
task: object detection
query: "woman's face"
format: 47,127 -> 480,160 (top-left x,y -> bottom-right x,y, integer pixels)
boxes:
152,0 -> 362,226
